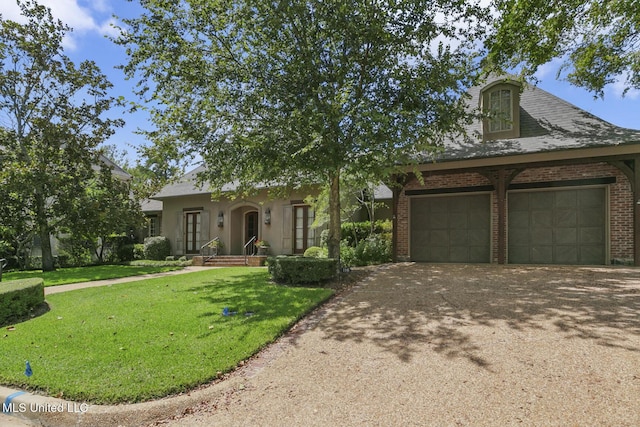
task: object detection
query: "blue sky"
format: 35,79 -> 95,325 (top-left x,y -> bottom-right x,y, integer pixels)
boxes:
1,0 -> 638,166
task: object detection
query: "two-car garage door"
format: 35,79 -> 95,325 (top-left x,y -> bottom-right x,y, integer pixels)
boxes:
508,188 -> 606,264
410,187 -> 607,264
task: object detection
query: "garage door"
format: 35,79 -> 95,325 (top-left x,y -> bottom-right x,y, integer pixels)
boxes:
410,194 -> 491,262
508,188 -> 606,264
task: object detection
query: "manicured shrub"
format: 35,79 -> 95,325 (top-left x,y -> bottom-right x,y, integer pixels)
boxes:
107,235 -> 135,263
0,278 -> 45,326
115,244 -> 135,263
303,246 -> 327,258
133,244 -> 145,260
128,259 -> 192,267
143,236 -> 172,261
341,220 -> 392,247
339,241 -> 357,268
353,234 -> 392,266
267,256 -> 338,284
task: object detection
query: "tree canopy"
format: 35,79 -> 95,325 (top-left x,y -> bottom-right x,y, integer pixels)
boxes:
118,0 -> 491,257
0,0 -> 127,270
486,0 -> 640,97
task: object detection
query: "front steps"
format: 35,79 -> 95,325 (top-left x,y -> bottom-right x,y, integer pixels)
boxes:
192,255 -> 268,267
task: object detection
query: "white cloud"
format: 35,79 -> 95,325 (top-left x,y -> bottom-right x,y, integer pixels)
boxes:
90,0 -> 111,14
98,17 -> 121,39
0,0 -> 116,50
532,57 -> 565,81
609,76 -> 640,100
0,1 -> 23,21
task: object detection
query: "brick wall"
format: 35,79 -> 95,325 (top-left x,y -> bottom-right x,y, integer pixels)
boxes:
397,162 -> 633,264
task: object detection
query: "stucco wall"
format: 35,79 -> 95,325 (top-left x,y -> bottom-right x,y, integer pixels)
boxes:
158,188 -> 321,257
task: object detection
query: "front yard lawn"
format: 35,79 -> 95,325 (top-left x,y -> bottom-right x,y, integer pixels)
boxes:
1,264 -> 183,287
0,268 -> 333,404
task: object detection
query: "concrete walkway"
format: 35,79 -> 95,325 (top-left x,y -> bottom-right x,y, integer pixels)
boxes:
44,266 -> 210,295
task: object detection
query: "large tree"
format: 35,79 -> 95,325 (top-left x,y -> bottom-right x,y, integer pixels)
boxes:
0,0 -> 123,270
486,0 -> 640,96
118,0 -> 490,258
64,162 -> 145,264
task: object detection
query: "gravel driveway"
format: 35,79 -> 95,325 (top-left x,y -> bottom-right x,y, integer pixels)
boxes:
154,263 -> 640,426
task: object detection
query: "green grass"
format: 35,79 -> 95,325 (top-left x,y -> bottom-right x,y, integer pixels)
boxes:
2,264 -> 183,287
0,268 -> 334,404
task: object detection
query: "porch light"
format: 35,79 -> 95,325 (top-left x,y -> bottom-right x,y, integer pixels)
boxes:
264,208 -> 271,225
217,211 -> 224,227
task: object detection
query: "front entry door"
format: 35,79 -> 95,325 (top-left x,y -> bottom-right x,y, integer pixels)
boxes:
245,211 -> 258,247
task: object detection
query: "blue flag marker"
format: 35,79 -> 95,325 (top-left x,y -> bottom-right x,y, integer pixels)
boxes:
223,307 -> 229,316
25,361 -> 32,377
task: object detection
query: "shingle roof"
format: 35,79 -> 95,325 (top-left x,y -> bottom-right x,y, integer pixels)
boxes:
153,165 -> 394,201
421,79 -> 640,163
152,166 -> 209,198
152,166 -> 260,199
141,198 -> 163,213
97,154 -> 131,179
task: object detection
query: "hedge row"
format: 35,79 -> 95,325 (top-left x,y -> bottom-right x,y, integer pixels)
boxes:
267,256 -> 337,284
0,278 -> 45,326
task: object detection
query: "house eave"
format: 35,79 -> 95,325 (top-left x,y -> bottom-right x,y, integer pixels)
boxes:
409,143 -> 640,173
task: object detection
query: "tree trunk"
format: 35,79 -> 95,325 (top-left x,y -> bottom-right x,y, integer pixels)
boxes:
327,170 -> 341,261
39,224 -> 55,271
35,193 -> 55,272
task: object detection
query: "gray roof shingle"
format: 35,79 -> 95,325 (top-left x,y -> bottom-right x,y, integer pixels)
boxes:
422,79 -> 640,163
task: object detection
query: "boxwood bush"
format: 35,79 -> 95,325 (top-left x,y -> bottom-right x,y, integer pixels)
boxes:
0,278 -> 45,326
353,234 -> 392,266
143,236 -> 172,261
303,246 -> 328,258
133,244 -> 145,260
267,256 -> 338,284
128,259 -> 192,267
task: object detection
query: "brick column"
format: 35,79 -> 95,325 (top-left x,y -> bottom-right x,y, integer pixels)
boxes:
634,158 -> 640,266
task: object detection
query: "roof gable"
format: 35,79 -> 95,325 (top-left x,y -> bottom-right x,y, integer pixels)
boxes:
422,78 -> 640,163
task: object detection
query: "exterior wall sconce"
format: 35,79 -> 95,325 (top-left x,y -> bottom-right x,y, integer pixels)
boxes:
264,208 -> 271,225
217,211 -> 224,227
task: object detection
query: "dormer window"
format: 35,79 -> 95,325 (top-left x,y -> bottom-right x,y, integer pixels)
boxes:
489,89 -> 512,132
481,80 -> 521,140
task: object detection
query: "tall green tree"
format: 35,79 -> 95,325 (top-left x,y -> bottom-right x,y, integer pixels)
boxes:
0,0 -> 124,270
118,0 -> 490,258
65,163 -> 144,263
486,0 -> 640,96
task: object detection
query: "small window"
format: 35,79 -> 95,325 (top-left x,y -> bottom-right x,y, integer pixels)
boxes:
481,80 -> 521,140
489,89 -> 513,132
147,215 -> 160,237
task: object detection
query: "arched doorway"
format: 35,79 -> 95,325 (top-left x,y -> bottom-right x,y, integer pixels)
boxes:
229,204 -> 260,254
